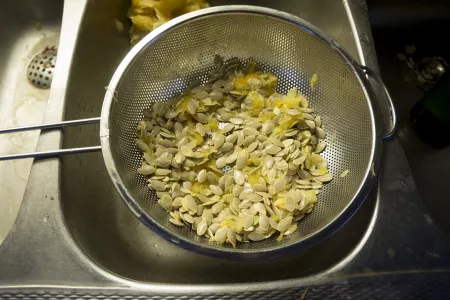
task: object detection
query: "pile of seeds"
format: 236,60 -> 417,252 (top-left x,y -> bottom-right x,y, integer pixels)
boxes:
135,59 -> 332,247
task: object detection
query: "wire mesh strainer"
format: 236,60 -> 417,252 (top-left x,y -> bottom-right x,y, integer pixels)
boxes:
0,6 -> 396,259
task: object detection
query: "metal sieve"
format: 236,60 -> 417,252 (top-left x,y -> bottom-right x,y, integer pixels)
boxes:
0,6 -> 396,259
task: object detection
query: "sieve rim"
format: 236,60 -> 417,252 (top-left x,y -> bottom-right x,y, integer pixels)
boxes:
100,5 -> 380,259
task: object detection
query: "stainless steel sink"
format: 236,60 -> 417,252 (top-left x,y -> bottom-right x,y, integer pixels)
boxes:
60,0 -> 377,284
0,0 -> 62,245
2,0 -> 450,298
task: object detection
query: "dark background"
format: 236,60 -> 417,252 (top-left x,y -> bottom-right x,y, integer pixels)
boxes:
368,0 -> 450,232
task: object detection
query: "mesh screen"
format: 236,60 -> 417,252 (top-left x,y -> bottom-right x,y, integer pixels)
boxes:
107,12 -> 374,253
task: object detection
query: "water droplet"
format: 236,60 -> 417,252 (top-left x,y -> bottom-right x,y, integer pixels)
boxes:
43,215 -> 49,223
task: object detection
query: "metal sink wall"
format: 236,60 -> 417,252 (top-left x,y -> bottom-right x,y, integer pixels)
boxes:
369,0 -> 450,235
0,0 -> 62,245
60,0 -> 377,284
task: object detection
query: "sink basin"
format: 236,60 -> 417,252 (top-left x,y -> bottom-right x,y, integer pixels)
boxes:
60,0 -> 377,284
0,1 -> 62,245
7,0 -> 446,297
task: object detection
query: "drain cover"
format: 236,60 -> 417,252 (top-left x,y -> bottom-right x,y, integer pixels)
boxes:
27,46 -> 57,89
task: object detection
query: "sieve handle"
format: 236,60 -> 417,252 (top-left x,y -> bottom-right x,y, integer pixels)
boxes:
0,117 -> 102,161
360,66 -> 397,139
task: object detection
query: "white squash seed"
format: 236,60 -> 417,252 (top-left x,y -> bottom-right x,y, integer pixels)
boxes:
136,62 -> 332,246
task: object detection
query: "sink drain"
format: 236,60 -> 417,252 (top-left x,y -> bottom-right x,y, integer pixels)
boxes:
27,46 -> 57,89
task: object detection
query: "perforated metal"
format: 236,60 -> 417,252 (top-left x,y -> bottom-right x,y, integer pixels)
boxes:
102,7 -> 376,257
27,46 -> 57,89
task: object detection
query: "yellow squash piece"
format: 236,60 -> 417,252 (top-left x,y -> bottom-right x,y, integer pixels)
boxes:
310,73 -> 318,90
129,0 -> 210,44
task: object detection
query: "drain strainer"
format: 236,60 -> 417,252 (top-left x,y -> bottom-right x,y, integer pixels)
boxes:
27,46 -> 57,89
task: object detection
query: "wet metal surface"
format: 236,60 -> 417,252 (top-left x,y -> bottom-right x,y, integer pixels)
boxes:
1,0 -> 450,297
0,0 -> 62,246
